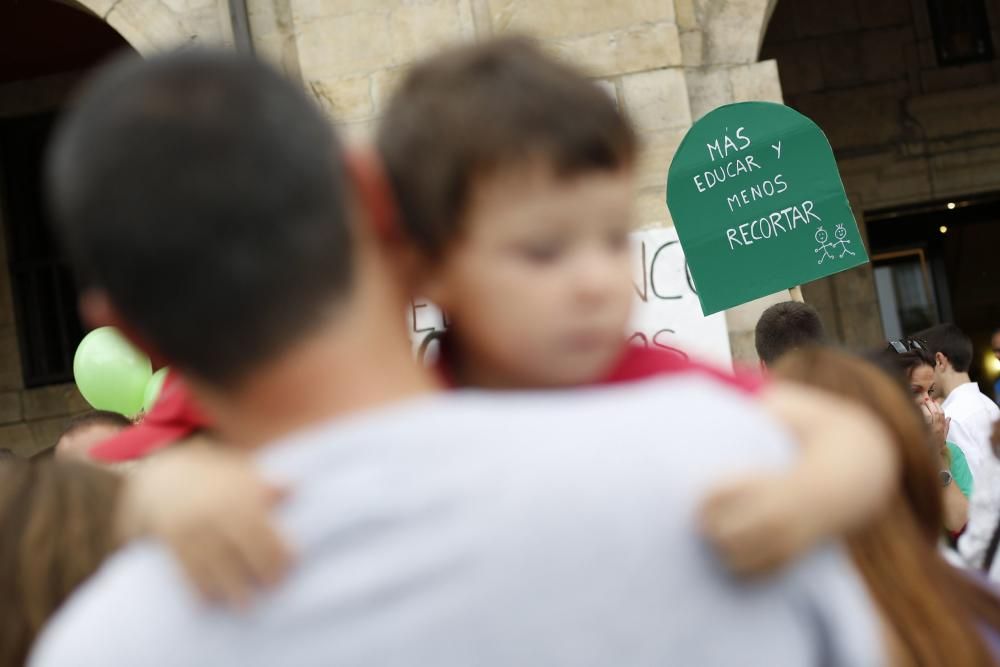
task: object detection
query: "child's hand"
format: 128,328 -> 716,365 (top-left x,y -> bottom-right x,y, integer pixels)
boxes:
117,443 -> 293,607
699,475 -> 814,576
699,381 -> 896,578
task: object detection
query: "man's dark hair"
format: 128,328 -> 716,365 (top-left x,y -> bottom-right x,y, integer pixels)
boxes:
754,301 -> 827,367
47,50 -> 353,387
918,323 -> 974,373
58,411 -> 132,443
377,36 -> 637,259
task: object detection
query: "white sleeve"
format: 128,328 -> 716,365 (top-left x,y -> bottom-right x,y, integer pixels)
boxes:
946,418 -> 983,481
960,457 -> 1000,570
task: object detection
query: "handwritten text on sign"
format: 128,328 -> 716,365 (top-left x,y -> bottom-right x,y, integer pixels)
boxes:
408,228 -> 732,370
667,102 -> 868,315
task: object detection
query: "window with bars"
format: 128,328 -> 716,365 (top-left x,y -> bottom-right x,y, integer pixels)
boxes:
927,0 -> 994,66
0,112 -> 84,387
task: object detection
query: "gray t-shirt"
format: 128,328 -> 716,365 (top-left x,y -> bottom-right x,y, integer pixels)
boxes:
31,377 -> 882,666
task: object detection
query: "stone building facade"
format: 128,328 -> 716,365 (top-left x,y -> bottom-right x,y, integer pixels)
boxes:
763,0 -> 1000,348
1,0 -> 997,454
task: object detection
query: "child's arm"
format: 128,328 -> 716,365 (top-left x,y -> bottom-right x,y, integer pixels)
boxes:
699,381 -> 897,576
115,441 -> 293,607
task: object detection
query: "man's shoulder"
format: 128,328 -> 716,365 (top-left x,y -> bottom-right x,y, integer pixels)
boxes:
30,544 -> 199,667
948,384 -> 999,414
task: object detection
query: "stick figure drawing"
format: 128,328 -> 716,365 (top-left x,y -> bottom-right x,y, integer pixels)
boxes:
814,226 -> 836,264
832,224 -> 855,258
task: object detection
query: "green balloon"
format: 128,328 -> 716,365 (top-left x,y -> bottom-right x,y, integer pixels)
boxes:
143,367 -> 170,413
73,327 -> 152,418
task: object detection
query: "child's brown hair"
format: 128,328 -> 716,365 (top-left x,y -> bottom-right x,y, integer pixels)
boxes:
377,36 -> 637,259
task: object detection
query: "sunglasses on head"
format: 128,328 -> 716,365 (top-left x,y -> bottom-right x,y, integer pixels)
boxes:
888,338 -> 928,354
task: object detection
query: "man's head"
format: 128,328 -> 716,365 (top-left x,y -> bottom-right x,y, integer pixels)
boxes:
918,323 -> 974,379
47,50 -> 355,390
55,411 -> 132,461
754,301 -> 826,369
377,37 -> 638,387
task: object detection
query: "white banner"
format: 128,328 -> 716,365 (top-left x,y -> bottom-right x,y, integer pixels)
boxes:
627,227 -> 733,369
408,228 -> 733,370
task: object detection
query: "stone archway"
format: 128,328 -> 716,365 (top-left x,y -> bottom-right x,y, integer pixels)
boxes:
681,0 -> 781,67
67,0 -> 221,54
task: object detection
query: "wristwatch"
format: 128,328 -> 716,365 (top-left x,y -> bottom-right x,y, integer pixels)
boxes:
939,470 -> 954,488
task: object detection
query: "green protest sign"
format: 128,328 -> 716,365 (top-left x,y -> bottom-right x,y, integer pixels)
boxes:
666,102 -> 868,315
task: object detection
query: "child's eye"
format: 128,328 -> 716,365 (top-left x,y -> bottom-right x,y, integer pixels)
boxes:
518,242 -> 564,264
606,230 -> 629,253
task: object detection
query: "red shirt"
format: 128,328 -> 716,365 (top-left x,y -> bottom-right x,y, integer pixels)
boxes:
90,345 -> 758,463
601,345 -> 762,393
437,339 -> 761,394
89,372 -> 211,463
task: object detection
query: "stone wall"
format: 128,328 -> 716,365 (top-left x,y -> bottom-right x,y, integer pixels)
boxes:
0,73 -> 97,456
261,0 -> 793,363
762,0 -> 1000,347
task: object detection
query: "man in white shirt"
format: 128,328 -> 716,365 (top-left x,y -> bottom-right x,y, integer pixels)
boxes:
918,324 -> 1000,568
32,50 -> 880,666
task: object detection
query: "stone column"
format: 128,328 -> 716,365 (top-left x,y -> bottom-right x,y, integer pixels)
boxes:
675,0 -> 796,364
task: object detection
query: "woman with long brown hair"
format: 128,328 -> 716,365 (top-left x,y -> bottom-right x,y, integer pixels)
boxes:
0,459 -> 122,666
882,342 -> 972,532
774,347 -> 1000,665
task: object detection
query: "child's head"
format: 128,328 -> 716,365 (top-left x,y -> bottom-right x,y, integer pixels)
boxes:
378,37 -> 638,387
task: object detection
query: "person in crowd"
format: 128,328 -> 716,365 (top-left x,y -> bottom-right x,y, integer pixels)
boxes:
754,301 -> 826,370
30,48 -> 880,665
881,342 -> 971,531
991,326 -> 1000,404
775,347 -> 1000,665
918,323 -> 999,478
0,459 -> 122,666
54,410 -> 131,461
984,421 -> 1000,582
917,324 -> 1000,570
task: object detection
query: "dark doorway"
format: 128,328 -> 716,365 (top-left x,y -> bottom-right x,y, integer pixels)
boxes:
867,193 -> 1000,390
0,0 -> 133,387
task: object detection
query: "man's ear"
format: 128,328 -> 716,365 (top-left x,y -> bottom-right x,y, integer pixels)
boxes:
412,257 -> 455,312
344,144 -> 398,245
935,351 -> 949,371
78,289 -> 168,368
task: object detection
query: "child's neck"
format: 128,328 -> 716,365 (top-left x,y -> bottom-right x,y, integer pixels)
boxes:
451,352 -> 535,390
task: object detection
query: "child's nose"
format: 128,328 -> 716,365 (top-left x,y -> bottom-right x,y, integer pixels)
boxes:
573,253 -> 622,304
